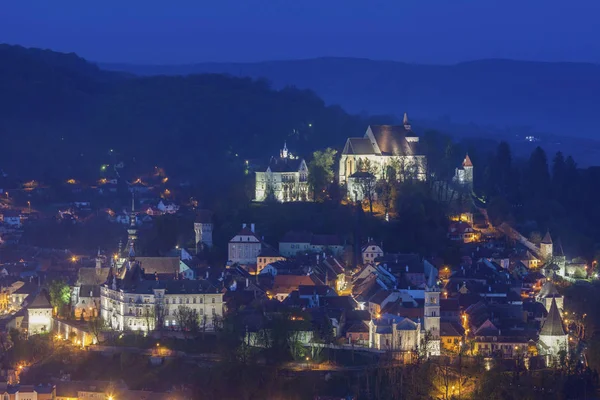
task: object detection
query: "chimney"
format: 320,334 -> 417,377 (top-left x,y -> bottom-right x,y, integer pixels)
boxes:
405,265 -> 409,272
242,223 -> 247,229
205,270 -> 209,279
251,223 -> 255,233
488,285 -> 491,292
246,278 -> 249,288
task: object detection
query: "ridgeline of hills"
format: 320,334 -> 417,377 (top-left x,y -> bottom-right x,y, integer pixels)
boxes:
0,44 -> 376,182
102,57 -> 600,140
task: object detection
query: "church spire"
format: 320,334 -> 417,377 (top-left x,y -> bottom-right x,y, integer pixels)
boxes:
403,112 -> 411,130
281,141 -> 289,159
126,191 -> 138,258
463,153 -> 473,168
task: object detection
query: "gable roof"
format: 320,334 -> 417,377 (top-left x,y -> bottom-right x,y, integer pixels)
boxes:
272,275 -> 316,294
342,138 -> 376,155
542,231 -> 553,245
367,125 -> 419,156
540,298 -> 566,336
134,257 -> 180,276
230,227 -> 261,242
28,290 -> 51,309
78,267 -> 111,286
538,281 -> 560,299
462,154 -> 473,167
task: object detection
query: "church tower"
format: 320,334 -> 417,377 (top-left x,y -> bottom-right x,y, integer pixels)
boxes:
280,142 -> 289,159
538,298 -> 568,362
540,230 -> 553,260
125,193 -> 138,259
424,272 -> 441,356
454,154 -> 474,189
194,210 -> 214,253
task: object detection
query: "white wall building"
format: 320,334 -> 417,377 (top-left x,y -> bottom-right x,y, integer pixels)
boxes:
255,143 -> 310,202
228,224 -> 262,265
27,290 -> 53,337
101,269 -> 224,332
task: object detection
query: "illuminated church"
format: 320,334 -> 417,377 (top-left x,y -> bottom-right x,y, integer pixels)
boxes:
339,113 -> 427,198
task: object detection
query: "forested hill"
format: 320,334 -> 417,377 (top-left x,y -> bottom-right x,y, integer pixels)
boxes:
0,45 -> 376,181
102,57 -> 600,139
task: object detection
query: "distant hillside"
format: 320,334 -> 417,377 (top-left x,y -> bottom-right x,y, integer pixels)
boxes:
0,45 -> 375,182
101,57 -> 600,139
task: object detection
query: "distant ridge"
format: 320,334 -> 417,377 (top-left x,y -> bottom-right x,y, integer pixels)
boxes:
100,56 -> 600,138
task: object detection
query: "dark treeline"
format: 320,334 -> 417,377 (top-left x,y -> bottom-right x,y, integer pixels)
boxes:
0,44 -> 388,184
469,140 -> 600,260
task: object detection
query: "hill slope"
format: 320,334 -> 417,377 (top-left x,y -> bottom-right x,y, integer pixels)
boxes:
101,57 -> 600,138
0,45 -> 372,181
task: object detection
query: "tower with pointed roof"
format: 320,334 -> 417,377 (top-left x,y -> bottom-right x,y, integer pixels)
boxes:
424,271 -> 441,356
125,193 -> 138,259
454,153 -> 474,189
540,230 -> 553,260
280,141 -> 289,159
538,298 -> 568,360
536,281 -> 564,312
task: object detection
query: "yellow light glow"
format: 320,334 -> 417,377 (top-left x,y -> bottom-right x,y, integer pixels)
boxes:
71,256 -> 77,262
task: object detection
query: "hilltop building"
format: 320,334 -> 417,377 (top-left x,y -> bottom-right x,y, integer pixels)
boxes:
255,142 -> 310,202
453,154 -> 474,189
339,114 -> 427,200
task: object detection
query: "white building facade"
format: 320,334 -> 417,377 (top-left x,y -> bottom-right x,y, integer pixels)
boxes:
100,279 -> 224,332
228,224 -> 262,265
339,115 -> 427,200
255,143 -> 310,202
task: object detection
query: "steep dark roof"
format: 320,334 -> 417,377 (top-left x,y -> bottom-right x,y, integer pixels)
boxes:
195,209 -> 213,223
540,298 -> 566,336
258,246 -> 282,258
538,281 -> 560,298
368,290 -> 391,305
311,234 -> 342,247
280,231 -> 313,243
346,321 -> 369,333
77,267 -> 111,286
134,257 -> 179,275
343,138 -> 375,155
440,321 -> 464,337
267,157 -> 304,173
369,125 -> 419,156
542,231 -> 553,245
28,290 -> 52,309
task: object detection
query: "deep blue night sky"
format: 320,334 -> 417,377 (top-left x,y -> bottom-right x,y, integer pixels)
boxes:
2,0 -> 600,64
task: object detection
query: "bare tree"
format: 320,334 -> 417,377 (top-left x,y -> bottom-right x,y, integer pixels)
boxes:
355,159 -> 378,214
87,315 -> 107,344
143,306 -> 155,331
174,306 -> 200,338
